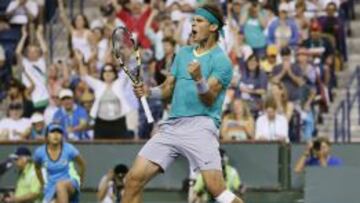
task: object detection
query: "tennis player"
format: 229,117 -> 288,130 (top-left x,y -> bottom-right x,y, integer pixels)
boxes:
34,123 -> 86,203
123,3 -> 244,203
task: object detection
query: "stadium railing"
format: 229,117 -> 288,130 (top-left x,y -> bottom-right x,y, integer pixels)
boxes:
334,65 -> 360,142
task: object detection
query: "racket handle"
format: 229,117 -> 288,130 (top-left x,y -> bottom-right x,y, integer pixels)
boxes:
140,96 -> 154,123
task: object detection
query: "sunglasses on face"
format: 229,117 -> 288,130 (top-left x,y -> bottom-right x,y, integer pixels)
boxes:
9,105 -> 22,110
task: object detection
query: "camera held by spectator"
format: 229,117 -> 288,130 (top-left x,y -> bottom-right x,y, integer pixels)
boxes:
97,164 -> 129,203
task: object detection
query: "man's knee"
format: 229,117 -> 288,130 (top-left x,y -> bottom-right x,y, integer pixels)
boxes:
124,170 -> 147,191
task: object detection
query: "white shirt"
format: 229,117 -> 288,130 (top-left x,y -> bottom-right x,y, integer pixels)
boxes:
6,0 -> 39,24
0,118 -> 31,140
98,175 -> 116,203
44,105 -> 59,125
81,75 -> 132,118
22,57 -> 49,105
255,113 -> 289,142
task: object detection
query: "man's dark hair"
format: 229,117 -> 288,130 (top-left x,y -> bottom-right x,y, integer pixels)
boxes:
114,164 -> 129,176
200,4 -> 225,40
326,2 -> 337,9
280,46 -> 292,56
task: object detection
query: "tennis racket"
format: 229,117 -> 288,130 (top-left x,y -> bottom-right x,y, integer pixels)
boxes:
112,26 -> 154,123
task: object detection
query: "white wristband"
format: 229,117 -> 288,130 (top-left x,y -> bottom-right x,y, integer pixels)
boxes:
196,78 -> 209,94
149,87 -> 162,99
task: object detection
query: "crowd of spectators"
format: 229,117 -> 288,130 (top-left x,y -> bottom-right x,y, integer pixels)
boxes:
0,0 -> 353,142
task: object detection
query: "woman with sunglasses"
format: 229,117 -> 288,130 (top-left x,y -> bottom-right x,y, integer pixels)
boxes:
34,123 -> 86,203
77,51 -> 133,139
0,103 -> 31,140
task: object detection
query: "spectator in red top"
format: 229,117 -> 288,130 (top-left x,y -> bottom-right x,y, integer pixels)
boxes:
111,0 -> 154,49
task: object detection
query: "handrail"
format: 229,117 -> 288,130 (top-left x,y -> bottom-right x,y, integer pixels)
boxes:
334,66 -> 360,142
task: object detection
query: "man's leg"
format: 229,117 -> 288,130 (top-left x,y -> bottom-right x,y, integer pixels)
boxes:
122,156 -> 161,203
201,170 -> 244,203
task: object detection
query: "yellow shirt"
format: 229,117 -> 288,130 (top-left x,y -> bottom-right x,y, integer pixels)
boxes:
15,162 -> 41,203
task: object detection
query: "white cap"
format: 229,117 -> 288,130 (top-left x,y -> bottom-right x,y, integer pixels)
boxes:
243,47 -> 254,61
59,89 -> 74,99
31,113 -> 44,123
171,10 -> 183,22
0,45 -> 5,61
279,2 -> 290,12
90,19 -> 104,30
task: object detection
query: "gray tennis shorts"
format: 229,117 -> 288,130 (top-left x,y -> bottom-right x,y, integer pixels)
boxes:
138,116 -> 222,172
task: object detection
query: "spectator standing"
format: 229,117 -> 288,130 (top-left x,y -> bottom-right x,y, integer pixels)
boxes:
240,1 -> 267,58
112,0 -> 154,49
58,0 -> 94,63
5,0 -> 39,25
144,9 -> 176,61
267,2 -> 299,49
255,97 -> 289,142
47,61 -> 70,105
16,26 -> 49,113
293,1 -> 309,44
78,52 -> 132,139
317,2 -> 347,61
52,89 -> 89,140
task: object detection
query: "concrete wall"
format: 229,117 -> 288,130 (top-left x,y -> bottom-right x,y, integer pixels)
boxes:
0,142 -> 280,190
2,142 -> 360,190
305,167 -> 360,203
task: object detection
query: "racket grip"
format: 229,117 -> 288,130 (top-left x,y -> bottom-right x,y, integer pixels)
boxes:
140,96 -> 154,123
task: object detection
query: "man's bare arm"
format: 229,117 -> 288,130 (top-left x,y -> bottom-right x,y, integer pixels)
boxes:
197,77 -> 222,107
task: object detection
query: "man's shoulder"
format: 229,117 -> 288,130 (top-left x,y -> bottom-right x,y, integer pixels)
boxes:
54,108 -> 63,115
72,105 -> 87,116
178,45 -> 194,54
212,46 -> 232,68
